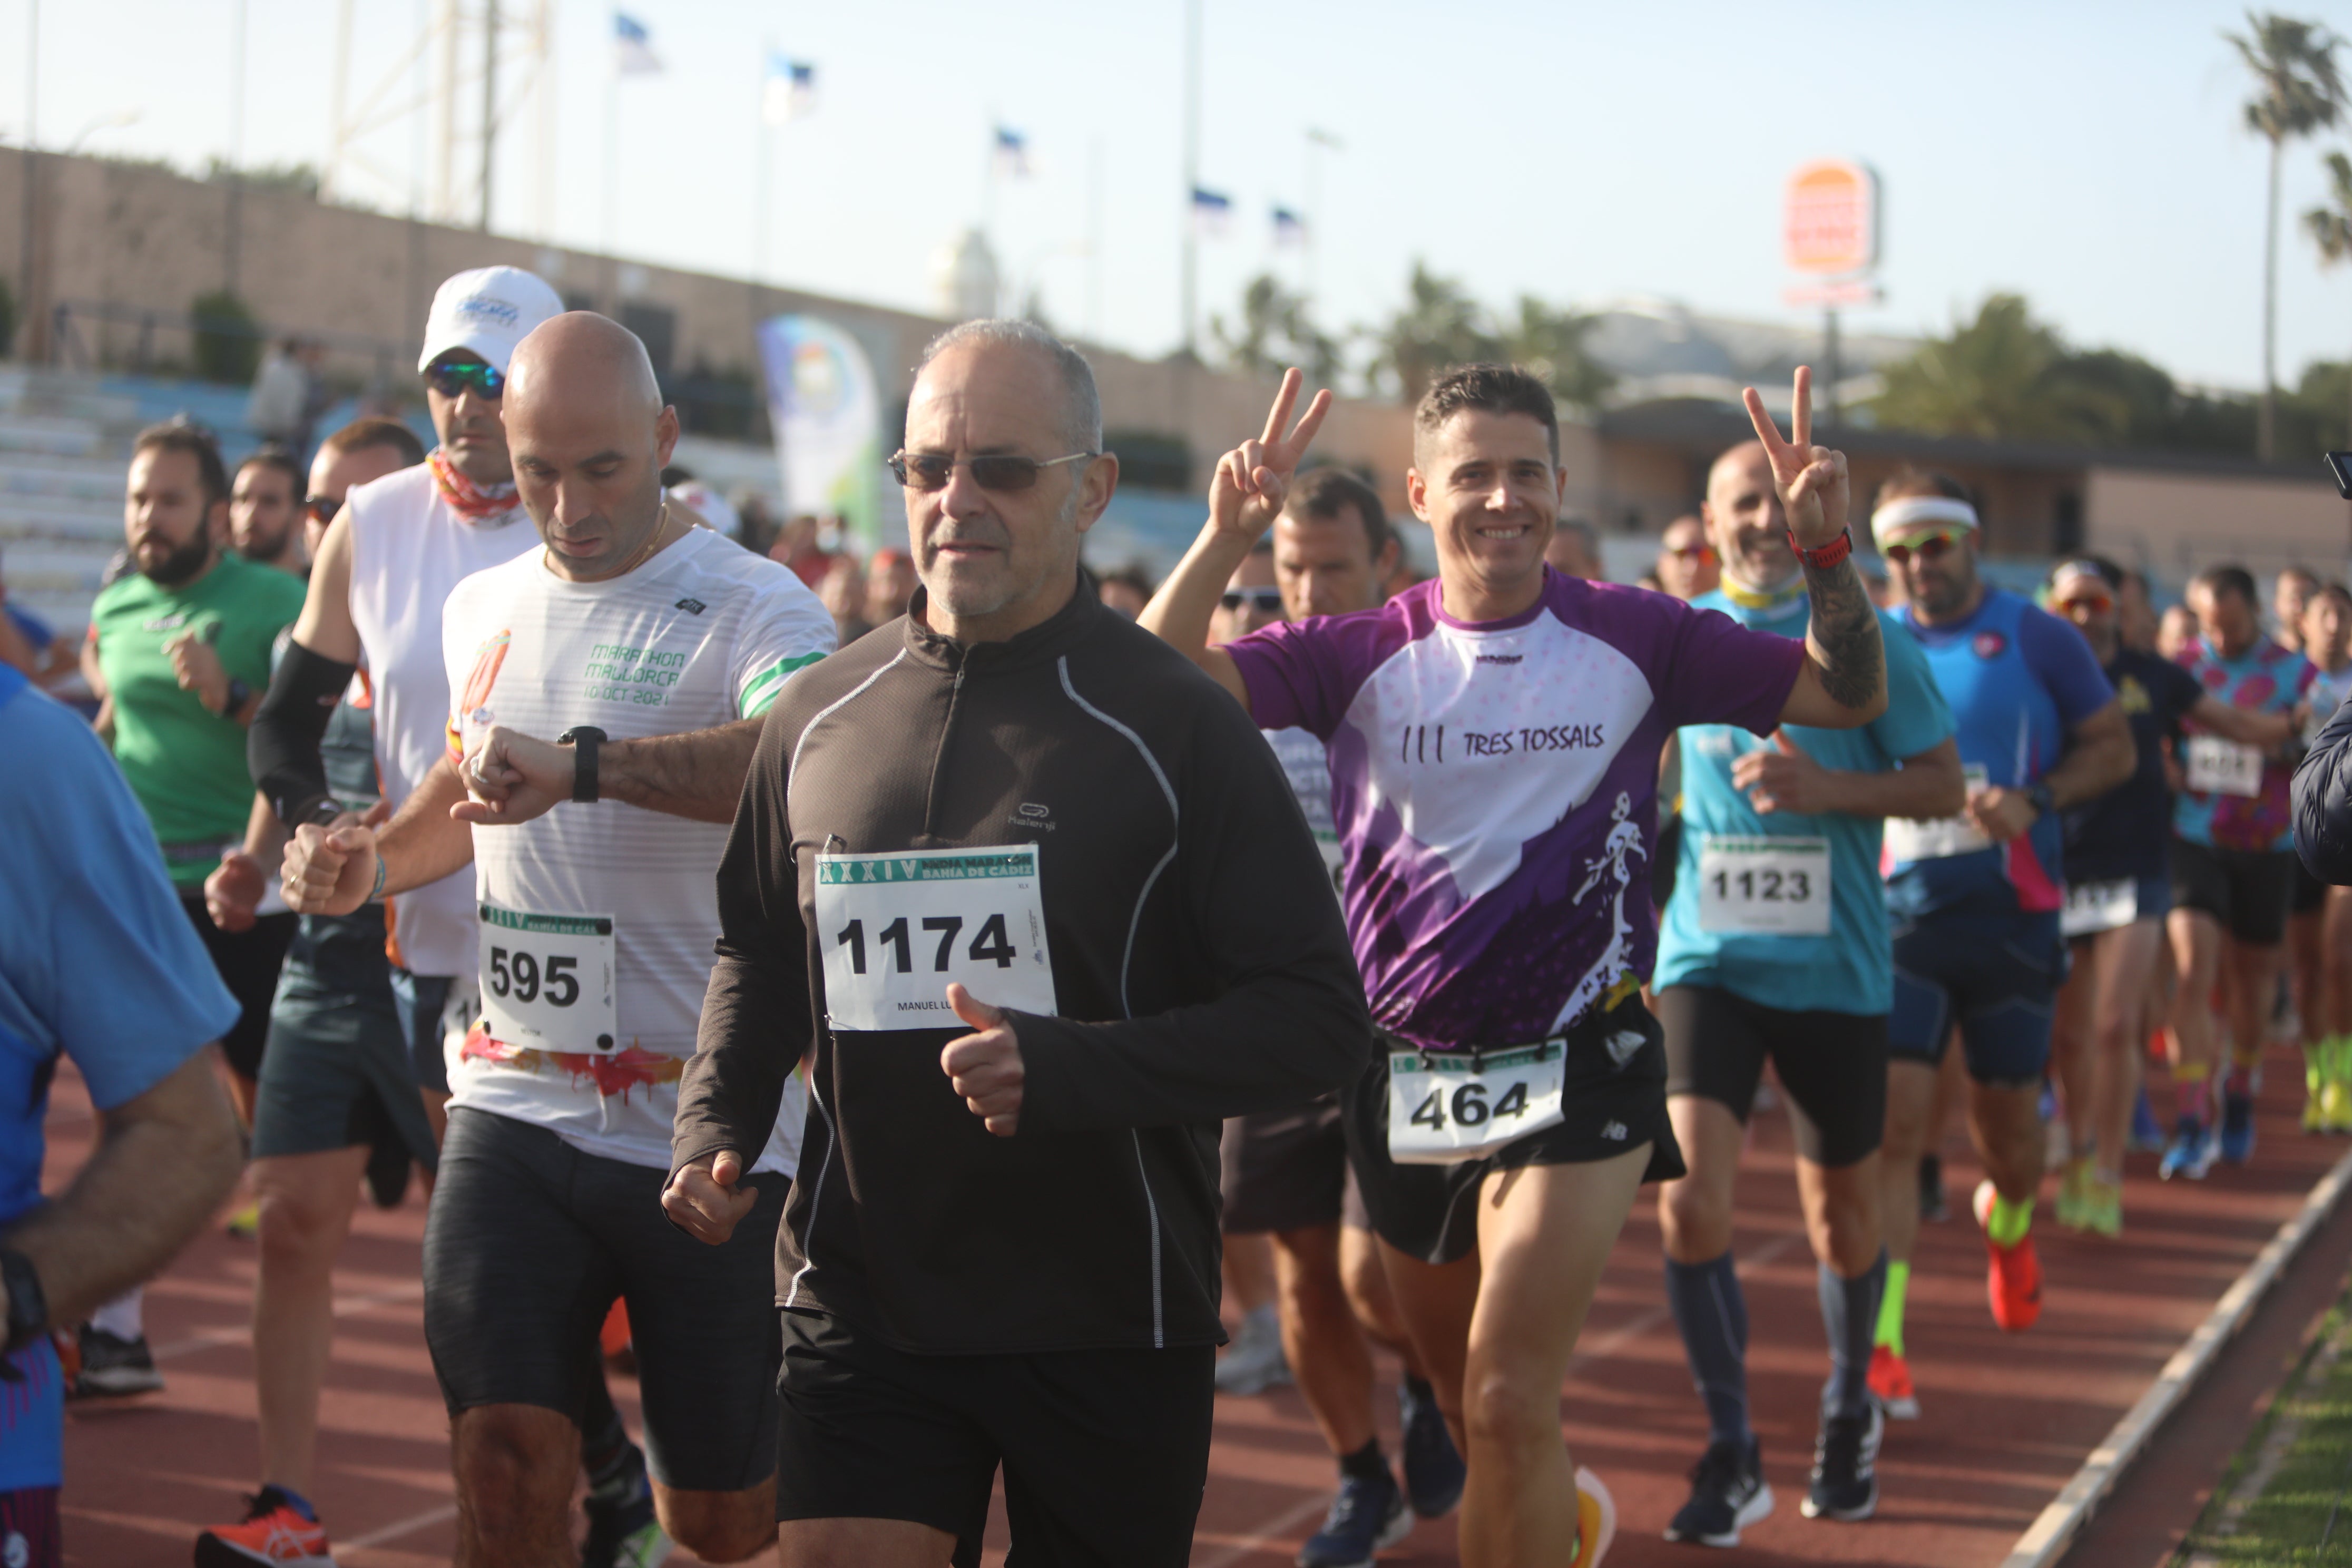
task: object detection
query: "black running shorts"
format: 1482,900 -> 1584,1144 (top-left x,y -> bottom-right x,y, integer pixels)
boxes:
180,894 -> 296,1081
249,915 -> 438,1170
2171,838 -> 2297,947
2295,856 -> 2333,916
1658,985 -> 1887,1168
1219,1095 -> 1347,1235
773,1307 -> 1214,1568
422,1108 -> 786,1491
1341,990 -> 1683,1267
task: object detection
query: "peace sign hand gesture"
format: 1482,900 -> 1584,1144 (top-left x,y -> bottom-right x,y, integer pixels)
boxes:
1208,367 -> 1334,545
1740,366 -> 1850,552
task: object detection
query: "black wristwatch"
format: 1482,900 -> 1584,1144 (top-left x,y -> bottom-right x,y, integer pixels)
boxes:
222,677 -> 253,716
2025,782 -> 2056,819
0,1247 -> 48,1359
558,727 -> 608,804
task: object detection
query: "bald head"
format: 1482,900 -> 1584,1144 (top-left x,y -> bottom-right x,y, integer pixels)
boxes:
1706,440 -> 1770,504
504,312 -> 680,581
508,311 -> 664,424
1700,439 -> 1792,591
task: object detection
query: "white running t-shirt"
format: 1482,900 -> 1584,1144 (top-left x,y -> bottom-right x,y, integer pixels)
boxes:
346,463 -> 540,976
439,526 -> 834,1172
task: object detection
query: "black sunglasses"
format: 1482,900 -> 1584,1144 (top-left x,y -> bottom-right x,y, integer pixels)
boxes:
425,359 -> 506,399
1221,587 -> 1285,612
303,494 -> 339,524
888,449 -> 1094,493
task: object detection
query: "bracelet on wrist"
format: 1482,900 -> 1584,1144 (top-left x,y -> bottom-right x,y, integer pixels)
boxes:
369,852 -> 387,903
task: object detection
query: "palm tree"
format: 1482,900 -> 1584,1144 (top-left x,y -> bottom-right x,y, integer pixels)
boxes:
1210,275 -> 1343,387
1503,297 -> 1616,415
1370,262 -> 1500,404
1870,293 -> 2124,445
2227,12 -> 2345,460
2306,149 -> 2352,446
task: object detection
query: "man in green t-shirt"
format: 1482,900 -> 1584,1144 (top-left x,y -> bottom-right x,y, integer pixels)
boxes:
84,421 -> 305,1131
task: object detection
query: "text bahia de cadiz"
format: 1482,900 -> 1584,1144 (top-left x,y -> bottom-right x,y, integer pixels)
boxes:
583,643 -> 684,705
1398,722 -> 1608,763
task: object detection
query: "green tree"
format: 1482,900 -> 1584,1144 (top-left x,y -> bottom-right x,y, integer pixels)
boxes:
1370,262 -> 1500,405
2227,12 -> 2345,459
1501,296 -> 1615,414
1872,295 -> 2098,442
189,289 -> 260,385
1210,274 -> 1343,387
2305,149 -> 2352,447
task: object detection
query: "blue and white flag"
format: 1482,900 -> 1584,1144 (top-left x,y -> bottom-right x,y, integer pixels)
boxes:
1272,205 -> 1305,247
613,12 -> 661,75
1190,187 -> 1232,237
763,55 -> 816,124
994,126 -> 1030,179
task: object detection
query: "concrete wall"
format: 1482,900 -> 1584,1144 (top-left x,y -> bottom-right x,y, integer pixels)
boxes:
2085,466 -> 2352,581
0,147 -> 1415,507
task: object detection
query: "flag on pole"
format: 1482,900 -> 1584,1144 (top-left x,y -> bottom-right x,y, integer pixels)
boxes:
1271,205 -> 1305,247
993,127 -> 1030,179
763,55 -> 816,124
613,13 -> 662,75
1190,187 -> 1232,237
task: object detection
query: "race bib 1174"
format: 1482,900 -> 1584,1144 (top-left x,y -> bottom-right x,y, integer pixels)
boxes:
816,845 -> 1058,1031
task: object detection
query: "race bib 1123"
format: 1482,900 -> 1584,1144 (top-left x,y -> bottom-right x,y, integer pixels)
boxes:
817,845 -> 1057,1031
1697,835 -> 1831,936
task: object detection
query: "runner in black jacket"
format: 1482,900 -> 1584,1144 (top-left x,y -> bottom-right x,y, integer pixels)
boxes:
2297,688 -> 2352,883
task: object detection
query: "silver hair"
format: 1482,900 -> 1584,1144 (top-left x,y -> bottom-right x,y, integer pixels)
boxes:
914,318 -> 1103,454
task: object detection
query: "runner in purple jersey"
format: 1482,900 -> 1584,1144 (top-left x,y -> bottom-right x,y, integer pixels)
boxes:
1142,364 -> 1888,1568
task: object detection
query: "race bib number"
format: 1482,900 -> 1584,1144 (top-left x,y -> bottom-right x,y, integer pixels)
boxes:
1697,836 -> 1831,936
817,845 -> 1057,1031
1885,764 -> 1992,863
2186,736 -> 2263,798
1387,1042 -> 1565,1165
478,903 -> 619,1053
2061,877 -> 2139,938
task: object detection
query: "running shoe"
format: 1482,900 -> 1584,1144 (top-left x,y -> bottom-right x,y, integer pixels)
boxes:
1918,1153 -> 1948,1223
1398,1375 -> 1465,1520
1296,1466 -> 1412,1568
2160,1116 -> 2218,1181
1214,1306 -> 1291,1396
194,1485 -> 336,1567
1973,1179 -> 2043,1332
2220,1086 -> 2257,1165
1572,1466 -> 1618,1568
2130,1088 -> 2168,1153
1662,1436 -> 1772,1547
1800,1400 -> 1883,1522
2082,1175 -> 2123,1239
2326,1074 -> 2352,1134
582,1483 -> 671,1568
224,1200 -> 261,1240
2053,1158 -> 2093,1231
73,1324 -> 163,1396
1867,1345 -> 1918,1420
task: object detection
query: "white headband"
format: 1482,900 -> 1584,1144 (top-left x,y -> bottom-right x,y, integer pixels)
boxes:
1871,495 -> 1979,546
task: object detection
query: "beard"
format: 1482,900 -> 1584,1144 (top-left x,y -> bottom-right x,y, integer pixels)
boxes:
140,531 -> 217,588
236,518 -> 297,565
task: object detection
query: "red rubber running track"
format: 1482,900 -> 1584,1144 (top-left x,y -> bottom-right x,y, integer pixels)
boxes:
45,1041 -> 2345,1566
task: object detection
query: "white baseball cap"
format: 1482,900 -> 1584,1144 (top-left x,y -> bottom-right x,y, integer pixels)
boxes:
416,266 -> 565,374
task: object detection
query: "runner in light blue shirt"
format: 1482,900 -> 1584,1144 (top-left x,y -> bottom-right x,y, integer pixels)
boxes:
1650,440 -> 1964,1540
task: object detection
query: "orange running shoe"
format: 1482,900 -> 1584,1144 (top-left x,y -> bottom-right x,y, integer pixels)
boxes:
1868,1344 -> 1919,1419
1571,1466 -> 1618,1568
1974,1179 -> 2044,1332
194,1486 -> 336,1566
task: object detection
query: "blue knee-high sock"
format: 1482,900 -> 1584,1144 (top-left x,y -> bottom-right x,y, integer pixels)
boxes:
1819,1250 -> 1888,1422
1665,1252 -> 1750,1448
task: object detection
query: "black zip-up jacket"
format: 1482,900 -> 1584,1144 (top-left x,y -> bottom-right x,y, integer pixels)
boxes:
2295,685 -> 2352,883
671,581 -> 1370,1355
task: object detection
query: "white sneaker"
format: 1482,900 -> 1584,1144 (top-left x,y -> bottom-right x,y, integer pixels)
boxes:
1213,1306 -> 1291,1395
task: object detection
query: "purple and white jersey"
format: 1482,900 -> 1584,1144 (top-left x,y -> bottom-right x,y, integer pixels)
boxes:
1227,570 -> 1804,1049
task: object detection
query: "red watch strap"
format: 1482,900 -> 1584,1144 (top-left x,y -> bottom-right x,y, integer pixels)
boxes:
1788,527 -> 1853,571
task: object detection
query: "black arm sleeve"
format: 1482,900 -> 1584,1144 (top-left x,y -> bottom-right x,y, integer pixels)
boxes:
2296,685 -> 2352,883
672,704 -> 813,1175
249,640 -> 357,825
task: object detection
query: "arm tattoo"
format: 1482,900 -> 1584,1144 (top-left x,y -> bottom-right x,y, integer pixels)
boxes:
608,718 -> 766,824
1804,557 -> 1885,712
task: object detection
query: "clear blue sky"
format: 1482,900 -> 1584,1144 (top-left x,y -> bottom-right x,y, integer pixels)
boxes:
12,0 -> 2352,391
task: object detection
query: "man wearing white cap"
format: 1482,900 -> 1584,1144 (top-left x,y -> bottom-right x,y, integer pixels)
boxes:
224,269 -> 673,1568
1864,471 -> 2131,1417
